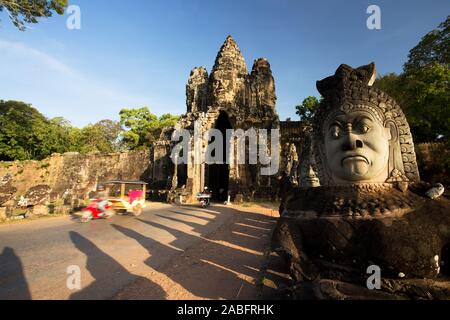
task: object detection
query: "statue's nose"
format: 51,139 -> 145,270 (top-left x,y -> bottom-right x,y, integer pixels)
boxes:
342,132 -> 363,151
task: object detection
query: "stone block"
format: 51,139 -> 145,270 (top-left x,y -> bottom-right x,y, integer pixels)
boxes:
32,205 -> 49,216
54,205 -> 71,215
0,207 -> 7,221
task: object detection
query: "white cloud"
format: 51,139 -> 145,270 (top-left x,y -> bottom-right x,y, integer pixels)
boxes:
0,39 -> 80,77
0,39 -> 161,126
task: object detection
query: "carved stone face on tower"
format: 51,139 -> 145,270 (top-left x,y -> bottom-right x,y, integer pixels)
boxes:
186,67 -> 208,113
210,36 -> 248,106
211,77 -> 234,104
312,63 -> 420,186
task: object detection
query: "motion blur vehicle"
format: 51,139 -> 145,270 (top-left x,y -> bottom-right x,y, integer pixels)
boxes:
73,180 -> 147,222
75,199 -> 114,223
102,180 -> 148,216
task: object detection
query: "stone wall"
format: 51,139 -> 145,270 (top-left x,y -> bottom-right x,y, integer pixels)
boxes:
0,150 -> 151,220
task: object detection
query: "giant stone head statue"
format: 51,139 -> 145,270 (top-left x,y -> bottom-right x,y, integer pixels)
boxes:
312,63 -> 420,186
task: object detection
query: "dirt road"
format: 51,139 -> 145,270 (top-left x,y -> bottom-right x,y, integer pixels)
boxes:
0,203 -> 289,300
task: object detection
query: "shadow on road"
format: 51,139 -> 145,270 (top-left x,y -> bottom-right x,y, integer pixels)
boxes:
68,231 -> 167,300
0,247 -> 31,300
111,224 -> 183,268
168,210 -> 215,222
154,213 -> 207,229
112,205 -> 285,299
178,205 -> 221,215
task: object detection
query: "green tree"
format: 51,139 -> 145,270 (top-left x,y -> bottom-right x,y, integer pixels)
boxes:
119,107 -> 179,149
375,64 -> 449,142
40,117 -> 79,155
372,73 -> 402,99
401,16 -> 450,142
295,96 -> 320,122
404,15 -> 449,74
373,72 -> 414,114
78,120 -> 122,153
0,0 -> 68,31
374,15 -> 450,143
403,63 -> 450,142
0,100 -> 76,160
0,100 -> 125,160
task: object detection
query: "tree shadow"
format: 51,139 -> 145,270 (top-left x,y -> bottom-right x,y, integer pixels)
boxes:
0,247 -> 31,300
140,209 -> 283,299
108,204 -> 286,299
111,224 -> 183,270
177,204 -> 221,215
68,231 -> 166,300
113,220 -> 250,299
154,213 -> 207,229
168,210 -> 215,221
154,205 -> 277,255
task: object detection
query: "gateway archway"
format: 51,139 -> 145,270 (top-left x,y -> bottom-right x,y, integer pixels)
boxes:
206,111 -> 232,202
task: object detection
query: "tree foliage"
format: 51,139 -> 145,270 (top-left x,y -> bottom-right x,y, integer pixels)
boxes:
0,100 -> 47,160
0,100 -> 126,161
119,107 -> 179,149
0,0 -> 68,30
403,15 -> 449,74
374,15 -> 449,143
0,100 -> 81,160
0,101 -> 180,160
375,64 -> 449,143
77,120 -> 123,153
295,96 -> 320,122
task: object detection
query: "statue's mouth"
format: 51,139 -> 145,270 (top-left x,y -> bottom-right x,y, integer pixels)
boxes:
306,176 -> 319,183
341,155 -> 369,165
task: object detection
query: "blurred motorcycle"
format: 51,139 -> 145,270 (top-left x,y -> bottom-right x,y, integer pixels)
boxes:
73,199 -> 114,223
196,187 -> 212,208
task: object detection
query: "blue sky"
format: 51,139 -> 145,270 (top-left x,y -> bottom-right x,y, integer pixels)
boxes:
0,0 -> 448,127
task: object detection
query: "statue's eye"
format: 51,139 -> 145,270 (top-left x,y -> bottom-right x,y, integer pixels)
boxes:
359,124 -> 370,133
354,118 -> 372,134
329,125 -> 341,138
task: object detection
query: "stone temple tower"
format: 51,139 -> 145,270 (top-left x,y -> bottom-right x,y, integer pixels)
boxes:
152,36 -> 293,203
186,36 -> 277,125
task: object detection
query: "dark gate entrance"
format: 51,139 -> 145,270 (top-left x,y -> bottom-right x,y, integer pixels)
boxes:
207,112 -> 232,202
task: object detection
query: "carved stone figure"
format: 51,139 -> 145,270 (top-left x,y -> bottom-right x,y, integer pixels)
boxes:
273,63 -> 450,300
312,62 -> 419,187
299,130 -> 320,188
286,143 -> 299,180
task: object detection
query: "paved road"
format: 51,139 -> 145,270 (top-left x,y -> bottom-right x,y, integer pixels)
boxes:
0,203 -> 245,299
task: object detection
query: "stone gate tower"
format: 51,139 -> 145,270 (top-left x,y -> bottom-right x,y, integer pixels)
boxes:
152,36 -> 293,203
